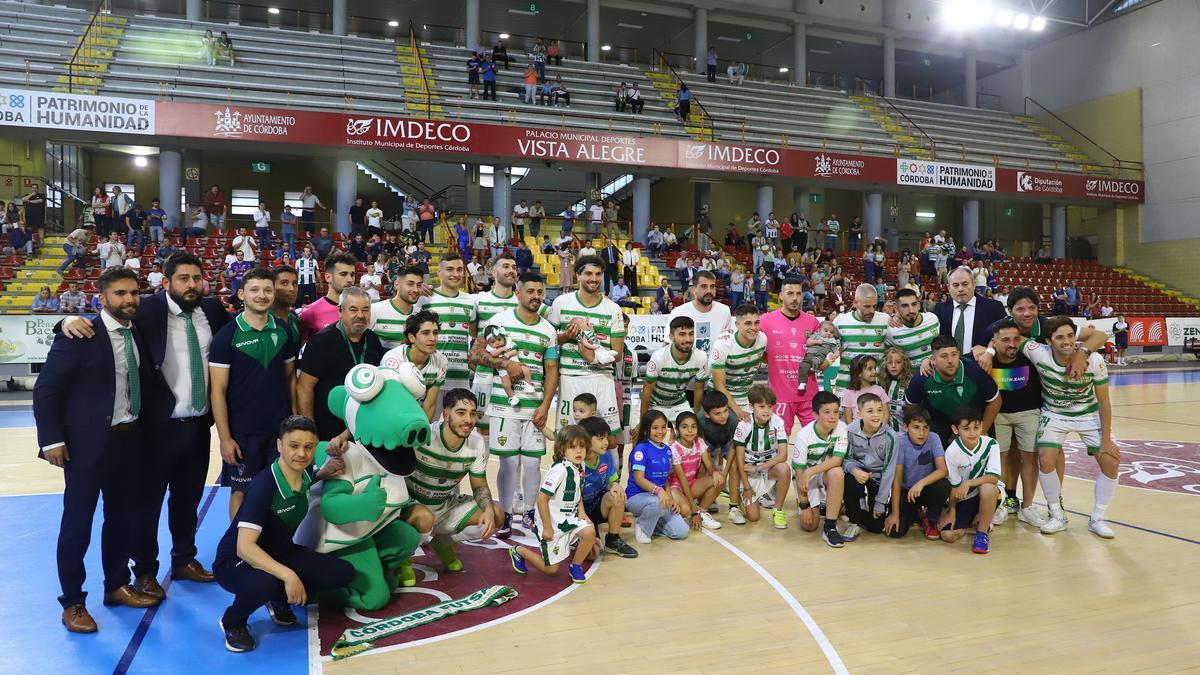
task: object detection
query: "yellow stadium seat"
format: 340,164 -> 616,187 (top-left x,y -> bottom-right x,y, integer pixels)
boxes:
546,271 -> 559,286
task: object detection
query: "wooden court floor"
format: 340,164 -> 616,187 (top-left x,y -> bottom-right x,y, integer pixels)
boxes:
4,368 -> 1199,673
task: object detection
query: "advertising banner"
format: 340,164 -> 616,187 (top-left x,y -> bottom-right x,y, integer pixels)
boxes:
1126,316 -> 1167,347
1166,317 -> 1200,347
0,314 -> 72,363
897,159 -> 996,191
0,88 -> 154,134
999,168 -> 1143,203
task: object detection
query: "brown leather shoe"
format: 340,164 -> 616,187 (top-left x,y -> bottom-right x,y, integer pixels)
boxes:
62,604 -> 97,633
102,585 -> 158,608
172,559 -> 215,583
133,574 -> 166,602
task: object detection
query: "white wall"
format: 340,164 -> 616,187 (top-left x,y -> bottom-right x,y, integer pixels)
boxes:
980,1 -> 1200,242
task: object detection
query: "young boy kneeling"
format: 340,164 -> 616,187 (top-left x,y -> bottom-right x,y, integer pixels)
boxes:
578,417 -> 638,558
728,385 -> 792,528
840,393 -> 900,540
940,405 -> 1001,554
792,391 -> 851,548
891,405 -> 949,540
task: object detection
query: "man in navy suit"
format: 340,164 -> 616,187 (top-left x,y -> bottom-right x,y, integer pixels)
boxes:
934,266 -> 1008,362
60,252 -> 230,600
35,267 -> 159,633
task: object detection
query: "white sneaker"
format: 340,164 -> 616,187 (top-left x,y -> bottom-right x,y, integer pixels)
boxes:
1018,506 -> 1048,528
991,506 -> 1009,525
1088,518 -> 1115,539
508,395 -> 522,407
728,506 -> 747,525
519,380 -> 536,394
842,523 -> 862,541
634,524 -> 652,544
699,511 -> 722,530
1040,515 -> 1068,534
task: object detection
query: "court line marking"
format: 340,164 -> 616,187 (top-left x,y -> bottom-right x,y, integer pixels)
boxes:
702,530 -> 849,675
312,548 -> 603,664
113,484 -> 221,675
1063,508 -> 1200,545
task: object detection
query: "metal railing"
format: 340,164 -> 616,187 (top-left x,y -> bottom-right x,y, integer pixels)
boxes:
652,48 -> 716,137
1024,96 -> 1144,179
66,0 -> 109,94
872,91 -> 938,159
657,50 -> 794,86
408,21 -> 435,120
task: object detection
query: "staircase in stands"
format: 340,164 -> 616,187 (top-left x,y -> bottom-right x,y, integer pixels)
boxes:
397,38 -> 442,119
644,70 -> 714,142
849,94 -> 931,160
1015,115 -> 1093,168
54,11 -> 125,95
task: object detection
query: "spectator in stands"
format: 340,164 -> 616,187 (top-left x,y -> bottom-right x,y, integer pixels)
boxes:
547,40 -> 562,65
299,186 -> 325,236
31,286 -> 58,313
492,40 -> 510,70
529,200 -> 545,238
603,200 -> 620,240
311,227 -> 333,261
611,278 -> 640,310
513,199 -> 529,241
523,64 -> 539,103
233,227 -> 258,261
559,207 -> 575,238
145,198 -> 166,244
279,204 -> 298,259
725,226 -> 743,251
729,265 -> 746,307
647,224 -> 664,257
202,29 -> 218,65
1036,243 -> 1053,264
662,227 -> 679,253
954,245 -> 972,265
467,51 -> 482,99
58,228 -> 88,275
202,184 -> 226,232
826,213 -> 841,250
481,55 -> 498,101
676,83 -> 692,122
60,281 -> 86,313
359,266 -> 382,302
578,238 -> 597,259
614,81 -> 628,112
753,267 -> 770,311
848,217 -> 863,251
622,242 -> 640,293
349,233 -> 369,263
1052,287 -> 1068,315
4,201 -> 21,234
146,262 -> 164,290
515,239 -> 534,275
124,249 -> 141,275
187,206 -> 207,242
125,203 -> 147,252
558,243 -> 574,291
706,47 -> 718,82
94,232 -> 124,268
249,201 -> 271,255
227,250 -> 252,297
487,216 -> 503,260
540,235 -> 555,255
971,261 -> 988,297
4,219 -> 29,256
218,31 -> 236,65
22,183 -> 46,234
550,76 -> 571,107
1064,282 -> 1081,316
348,197 -> 367,239
417,197 -> 436,244
654,278 -> 678,314
727,61 -> 747,85
530,39 -> 546,81
627,82 -> 644,113
90,188 -> 111,236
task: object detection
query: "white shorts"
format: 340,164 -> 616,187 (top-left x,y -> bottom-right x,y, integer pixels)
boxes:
744,469 -> 777,507
532,514 -> 588,565
473,375 -> 494,432
651,402 -> 696,428
1037,411 -> 1103,454
994,409 -> 1039,453
800,472 -> 826,508
428,493 -> 479,536
559,374 -> 619,434
489,416 -> 547,458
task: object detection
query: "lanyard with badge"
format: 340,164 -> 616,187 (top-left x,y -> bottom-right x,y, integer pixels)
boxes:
338,322 -> 367,365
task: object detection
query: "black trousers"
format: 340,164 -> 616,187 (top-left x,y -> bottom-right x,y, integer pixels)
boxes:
623,266 -> 638,294
215,546 -> 354,626
892,478 -> 951,538
843,477 -> 889,534
297,283 -> 317,307
132,417 -> 211,578
604,264 -> 619,293
57,424 -> 141,607
483,80 -> 496,100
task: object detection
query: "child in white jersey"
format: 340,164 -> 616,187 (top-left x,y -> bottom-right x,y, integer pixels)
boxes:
509,425 -> 598,583
483,324 -> 535,405
668,412 -> 723,530
792,391 -> 851,548
940,405 -> 1001,554
728,385 -> 792,528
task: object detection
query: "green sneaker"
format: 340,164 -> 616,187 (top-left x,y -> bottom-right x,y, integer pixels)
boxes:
430,538 -> 464,572
1003,496 -> 1019,514
772,509 -> 788,530
396,561 -> 417,587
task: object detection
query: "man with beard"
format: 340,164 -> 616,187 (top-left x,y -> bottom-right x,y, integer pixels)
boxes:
371,264 -> 426,350
35,267 -> 158,632
298,250 -> 358,344
668,271 -> 733,354
297,287 -> 385,441
709,303 -> 767,423
271,264 -> 300,345
210,268 -> 298,519
59,252 -> 229,600
760,277 -> 822,436
886,288 -> 941,365
469,253 -> 523,437
417,254 -> 478,411
641,316 -> 709,426
547,255 -> 626,434
833,284 -> 890,391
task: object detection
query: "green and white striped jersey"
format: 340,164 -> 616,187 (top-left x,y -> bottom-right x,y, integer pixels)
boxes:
790,419 -> 849,469
645,344 -> 710,408
416,289 -> 477,383
406,423 -> 489,507
380,344 -> 448,404
482,308 -> 559,420
472,289 -> 520,384
538,460 -> 582,520
833,310 -> 890,390
1021,339 -> 1108,417
546,291 -> 625,377
886,311 -> 940,364
944,435 -> 1000,499
370,297 -> 414,350
709,331 -> 766,406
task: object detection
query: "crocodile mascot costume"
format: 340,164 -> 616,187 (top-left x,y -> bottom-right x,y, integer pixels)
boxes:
309,362 -> 430,611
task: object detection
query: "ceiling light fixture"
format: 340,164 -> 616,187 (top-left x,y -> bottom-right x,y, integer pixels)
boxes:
388,20 -> 399,27
995,9 -> 1013,27
268,7 -> 279,14
498,32 -> 509,39
778,66 -> 788,73
1013,13 -> 1030,29
134,156 -> 149,168
616,23 -> 643,30
716,36 -> 741,43
1030,16 -> 1047,31
916,211 -> 936,218
601,44 -> 612,51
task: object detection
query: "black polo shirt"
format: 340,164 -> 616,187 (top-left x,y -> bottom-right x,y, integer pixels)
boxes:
905,358 -> 999,442
215,461 -> 315,562
299,324 -> 384,439
209,313 -> 296,436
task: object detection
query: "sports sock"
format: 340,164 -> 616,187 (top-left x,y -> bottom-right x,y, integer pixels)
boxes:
520,455 -> 543,511
497,456 -> 520,513
1039,470 -> 1063,516
1092,474 -> 1117,521
823,517 -> 837,531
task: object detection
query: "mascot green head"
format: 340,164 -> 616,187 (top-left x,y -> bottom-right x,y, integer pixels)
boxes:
327,363 -> 431,475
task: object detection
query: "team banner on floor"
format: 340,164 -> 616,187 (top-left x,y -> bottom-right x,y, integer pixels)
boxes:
0,313 -> 72,363
0,88 -> 154,134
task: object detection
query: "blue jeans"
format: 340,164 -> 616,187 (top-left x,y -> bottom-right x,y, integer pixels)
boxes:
826,233 -> 838,250
626,492 -> 688,540
301,211 -> 316,236
755,291 -> 768,311
419,219 -> 435,244
126,228 -> 144,251
281,226 -> 296,259
208,212 -> 225,231
58,244 -> 81,273
149,225 -> 163,243
256,227 -> 272,255
730,290 -> 743,308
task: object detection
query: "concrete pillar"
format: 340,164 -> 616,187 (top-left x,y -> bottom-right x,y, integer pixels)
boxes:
159,148 -> 182,232
964,50 -> 977,108
883,36 -> 896,98
694,8 -> 708,76
1051,204 -> 1066,259
332,0 -> 347,36
464,164 -> 481,216
492,165 -> 511,234
792,185 -> 807,217
694,182 -> 710,224
186,0 -> 201,21
962,199 -> 980,248
465,0 -> 480,51
865,191 -> 883,244
1020,48 -> 1032,107
755,183 -> 773,227
793,21 -> 806,86
632,175 -> 651,243
586,0 -> 600,62
334,159 -> 356,235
